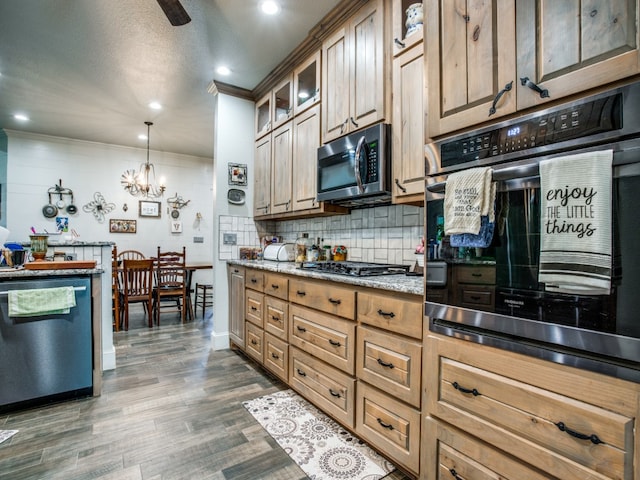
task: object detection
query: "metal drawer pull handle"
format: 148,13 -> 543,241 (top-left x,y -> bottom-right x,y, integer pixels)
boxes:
329,389 -> 341,398
376,418 -> 394,430
296,368 -> 306,377
296,290 -> 306,296
452,381 -> 480,396
489,81 -> 513,116
329,339 -> 341,347
296,326 -> 307,333
328,298 -> 341,305
555,422 -> 604,445
251,278 -> 257,283
271,353 -> 279,359
377,358 -> 394,368
271,284 -> 279,289
394,38 -> 405,48
251,339 -> 258,345
395,178 -> 407,193
350,116 -> 358,128
470,296 -> 482,301
250,306 -> 257,311
471,273 -> 482,277
377,309 -> 395,318
449,468 -> 463,480
271,315 -> 280,321
520,76 -> 549,99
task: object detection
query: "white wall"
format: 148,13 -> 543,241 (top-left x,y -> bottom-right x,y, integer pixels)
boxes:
211,93 -> 255,350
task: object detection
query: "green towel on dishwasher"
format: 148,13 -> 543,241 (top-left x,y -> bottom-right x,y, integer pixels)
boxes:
8,286 -> 76,317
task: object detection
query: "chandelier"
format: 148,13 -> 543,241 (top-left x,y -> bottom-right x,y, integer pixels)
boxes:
121,121 -> 166,198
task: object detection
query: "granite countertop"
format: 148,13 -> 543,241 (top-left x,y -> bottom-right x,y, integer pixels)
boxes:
228,260 -> 424,296
17,240 -> 114,247
0,267 -> 103,279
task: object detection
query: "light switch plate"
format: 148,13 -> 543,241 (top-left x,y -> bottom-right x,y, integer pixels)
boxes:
223,233 -> 237,245
193,236 -> 204,243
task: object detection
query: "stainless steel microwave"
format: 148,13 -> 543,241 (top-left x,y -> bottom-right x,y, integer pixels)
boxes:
316,123 -> 391,207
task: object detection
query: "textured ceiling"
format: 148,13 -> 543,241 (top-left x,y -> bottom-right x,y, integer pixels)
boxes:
0,0 -> 342,158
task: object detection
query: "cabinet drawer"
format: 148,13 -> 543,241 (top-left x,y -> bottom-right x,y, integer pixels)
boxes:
245,270 -> 265,291
245,289 -> 264,327
289,277 -> 356,319
290,346 -> 355,428
289,304 -> 356,375
429,336 -> 636,480
356,325 -> 422,408
458,285 -> 494,307
263,332 -> 288,382
423,418 -> 550,480
454,265 -> 496,284
264,296 -> 288,341
356,382 -> 421,475
357,290 -> 422,339
245,322 -> 263,363
264,273 -> 288,300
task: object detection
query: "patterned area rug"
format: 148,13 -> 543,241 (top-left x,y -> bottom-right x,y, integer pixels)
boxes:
0,430 -> 18,445
243,390 -> 395,480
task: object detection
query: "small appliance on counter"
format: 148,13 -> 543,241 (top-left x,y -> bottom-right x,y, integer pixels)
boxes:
263,243 -> 295,262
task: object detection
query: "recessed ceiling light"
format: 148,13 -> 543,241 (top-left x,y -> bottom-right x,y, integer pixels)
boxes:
138,134 -> 148,140
261,1 -> 279,15
148,101 -> 162,110
14,113 -> 29,122
216,66 -> 231,76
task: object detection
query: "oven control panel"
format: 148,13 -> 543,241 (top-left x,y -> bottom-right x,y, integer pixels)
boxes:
439,93 -> 622,169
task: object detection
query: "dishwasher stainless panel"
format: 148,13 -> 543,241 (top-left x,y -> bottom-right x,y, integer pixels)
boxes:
0,276 -> 93,411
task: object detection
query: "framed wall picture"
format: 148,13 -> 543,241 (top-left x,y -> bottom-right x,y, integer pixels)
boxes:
139,200 -> 161,217
109,219 -> 137,233
171,221 -> 183,233
228,163 -> 247,186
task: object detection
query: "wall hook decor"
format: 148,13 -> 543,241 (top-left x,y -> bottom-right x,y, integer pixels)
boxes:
82,192 -> 115,223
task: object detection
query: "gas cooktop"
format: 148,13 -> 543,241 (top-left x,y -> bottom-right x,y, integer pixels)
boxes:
299,261 -> 409,276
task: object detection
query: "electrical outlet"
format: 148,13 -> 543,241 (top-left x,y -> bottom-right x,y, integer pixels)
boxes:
223,233 -> 237,245
193,236 -> 204,244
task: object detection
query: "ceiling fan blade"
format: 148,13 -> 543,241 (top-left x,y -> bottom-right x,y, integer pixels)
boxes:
155,0 -> 191,26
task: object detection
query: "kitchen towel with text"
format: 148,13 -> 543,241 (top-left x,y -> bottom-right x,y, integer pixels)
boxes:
538,149 -> 613,295
445,167 -> 496,247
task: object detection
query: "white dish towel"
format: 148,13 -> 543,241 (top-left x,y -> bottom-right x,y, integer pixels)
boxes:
538,149 -> 613,295
444,167 -> 495,235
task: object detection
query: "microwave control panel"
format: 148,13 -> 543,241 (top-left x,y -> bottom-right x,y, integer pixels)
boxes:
362,140 -> 379,183
439,93 -> 622,169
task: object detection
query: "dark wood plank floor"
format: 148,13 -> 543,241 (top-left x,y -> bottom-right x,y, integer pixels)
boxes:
0,307 -> 413,480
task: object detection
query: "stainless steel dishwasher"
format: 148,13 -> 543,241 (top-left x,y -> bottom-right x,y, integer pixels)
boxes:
0,276 -> 93,412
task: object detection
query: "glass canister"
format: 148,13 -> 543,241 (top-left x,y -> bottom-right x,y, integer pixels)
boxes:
29,234 -> 49,261
295,233 -> 310,263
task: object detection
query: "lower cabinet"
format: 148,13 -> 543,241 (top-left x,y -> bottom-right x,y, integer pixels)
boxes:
356,382 -> 421,475
263,332 -> 288,382
245,322 -> 263,363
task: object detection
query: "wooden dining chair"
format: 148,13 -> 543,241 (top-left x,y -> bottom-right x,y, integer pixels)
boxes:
121,258 -> 154,330
153,246 -> 190,325
117,249 -> 145,261
112,246 -> 121,331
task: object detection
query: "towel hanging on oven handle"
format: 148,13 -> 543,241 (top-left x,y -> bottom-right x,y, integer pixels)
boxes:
427,163 -> 540,194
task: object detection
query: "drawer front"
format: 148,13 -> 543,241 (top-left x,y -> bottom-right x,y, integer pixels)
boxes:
356,382 -> 421,475
357,290 -> 422,339
423,418 -> 551,480
426,287 -> 448,304
289,346 -> 355,428
263,332 -> 288,382
289,277 -> 356,319
455,265 -> 496,284
245,289 -> 264,327
264,273 -> 288,300
458,285 -> 494,307
264,296 -> 288,341
436,355 -> 633,480
356,326 -> 422,408
245,270 -> 265,291
245,322 -> 263,363
289,304 -> 356,375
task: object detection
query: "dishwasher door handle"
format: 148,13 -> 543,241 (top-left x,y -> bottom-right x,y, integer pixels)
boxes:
0,285 -> 87,295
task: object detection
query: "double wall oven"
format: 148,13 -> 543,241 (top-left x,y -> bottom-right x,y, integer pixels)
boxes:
425,80 -> 640,382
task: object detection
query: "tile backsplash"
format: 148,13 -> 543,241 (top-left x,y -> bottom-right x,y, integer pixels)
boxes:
218,204 -> 425,265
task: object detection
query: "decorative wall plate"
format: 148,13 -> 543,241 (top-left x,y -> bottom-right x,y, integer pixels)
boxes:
227,188 -> 245,205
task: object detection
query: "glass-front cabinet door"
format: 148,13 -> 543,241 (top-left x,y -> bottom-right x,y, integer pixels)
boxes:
293,50 -> 321,116
271,74 -> 293,130
255,92 -> 272,139
392,0 -> 423,57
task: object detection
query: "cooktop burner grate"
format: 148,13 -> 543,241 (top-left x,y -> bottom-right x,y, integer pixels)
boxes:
299,261 -> 409,276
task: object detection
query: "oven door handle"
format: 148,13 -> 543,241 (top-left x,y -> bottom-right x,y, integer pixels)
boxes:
354,135 -> 366,194
427,162 -> 540,194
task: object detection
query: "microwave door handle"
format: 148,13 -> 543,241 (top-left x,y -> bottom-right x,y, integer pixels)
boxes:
354,135 -> 366,194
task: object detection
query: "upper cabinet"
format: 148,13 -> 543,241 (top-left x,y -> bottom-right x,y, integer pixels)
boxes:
322,0 -> 389,143
516,0 -> 640,111
426,0 -> 640,138
272,74 -> 293,131
425,0 -> 516,138
391,0 -> 424,57
255,93 -> 272,139
293,51 -> 321,116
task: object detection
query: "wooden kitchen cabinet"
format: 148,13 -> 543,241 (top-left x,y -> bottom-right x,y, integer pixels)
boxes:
322,0 -> 389,143
426,0 -> 516,137
392,41 -> 425,204
291,105 -> 321,212
245,289 -> 264,328
264,295 -> 288,341
270,121 -> 293,215
253,135 -> 271,217
453,264 -> 496,311
228,265 -> 245,349
426,0 -> 640,138
516,0 -> 640,111
255,92 -> 272,139
423,333 -> 640,480
245,321 -> 264,364
391,0 -> 424,57
263,331 -> 288,382
271,74 -> 293,131
293,51 -> 320,116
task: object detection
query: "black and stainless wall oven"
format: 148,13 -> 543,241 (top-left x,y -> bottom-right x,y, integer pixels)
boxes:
424,80 -> 640,382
